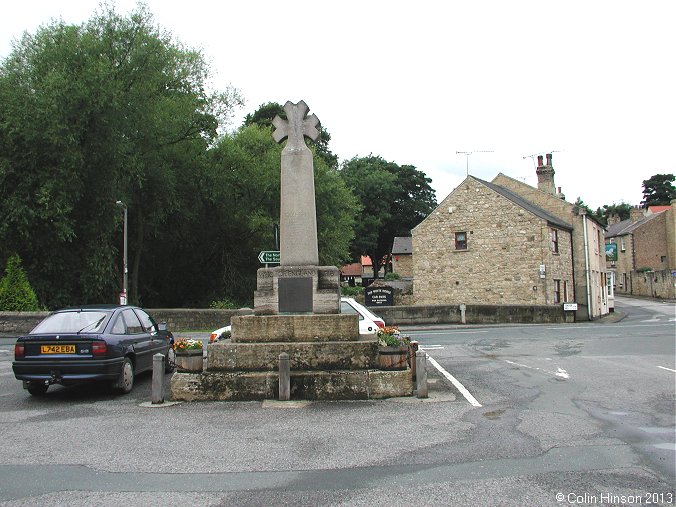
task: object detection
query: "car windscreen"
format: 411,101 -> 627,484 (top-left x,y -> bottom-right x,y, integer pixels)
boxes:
31,311 -> 110,334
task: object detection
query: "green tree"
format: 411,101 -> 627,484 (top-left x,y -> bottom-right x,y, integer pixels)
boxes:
641,174 -> 675,208
0,255 -> 40,311
593,202 -> 633,226
0,4 -> 241,307
178,123 -> 358,306
340,155 -> 436,278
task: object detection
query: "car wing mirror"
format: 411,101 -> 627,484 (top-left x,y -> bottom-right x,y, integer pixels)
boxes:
158,322 -> 168,332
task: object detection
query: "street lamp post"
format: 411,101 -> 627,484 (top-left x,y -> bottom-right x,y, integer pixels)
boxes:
115,201 -> 128,304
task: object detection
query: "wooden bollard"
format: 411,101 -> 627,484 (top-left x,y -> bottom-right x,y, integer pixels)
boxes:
415,350 -> 428,398
279,352 -> 290,401
151,353 -> 165,404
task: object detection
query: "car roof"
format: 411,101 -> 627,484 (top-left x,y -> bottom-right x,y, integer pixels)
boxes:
55,305 -> 137,312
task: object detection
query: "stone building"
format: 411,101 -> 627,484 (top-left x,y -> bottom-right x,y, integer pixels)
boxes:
606,201 -> 676,299
391,236 -> 413,279
412,175 -> 574,306
412,154 -> 609,320
491,155 -> 609,320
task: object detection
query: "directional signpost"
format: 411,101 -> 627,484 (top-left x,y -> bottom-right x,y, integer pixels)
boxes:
258,250 -> 280,266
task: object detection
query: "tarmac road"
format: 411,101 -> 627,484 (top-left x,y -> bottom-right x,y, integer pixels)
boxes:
0,296 -> 673,506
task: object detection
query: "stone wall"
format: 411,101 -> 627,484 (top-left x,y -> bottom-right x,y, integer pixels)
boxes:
634,212 -> 669,270
148,308 -> 254,331
629,270 -> 676,299
392,254 -> 413,278
412,177 -> 574,306
0,308 -> 253,334
377,303 -> 572,325
0,312 -> 48,333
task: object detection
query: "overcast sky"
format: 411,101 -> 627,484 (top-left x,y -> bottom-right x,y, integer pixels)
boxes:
2,1 -> 674,210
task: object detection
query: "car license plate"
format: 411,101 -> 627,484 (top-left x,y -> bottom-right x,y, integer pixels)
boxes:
41,344 -> 76,354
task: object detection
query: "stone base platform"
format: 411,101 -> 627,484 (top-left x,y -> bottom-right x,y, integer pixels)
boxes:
230,314 -> 359,342
208,340 -> 378,371
170,369 -> 413,401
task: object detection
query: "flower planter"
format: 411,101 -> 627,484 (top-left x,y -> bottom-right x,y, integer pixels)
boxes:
175,349 -> 204,373
378,345 -> 409,370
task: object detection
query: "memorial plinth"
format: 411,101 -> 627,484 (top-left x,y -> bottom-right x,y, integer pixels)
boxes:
254,265 -> 340,314
170,100 -> 413,402
170,313 -> 413,401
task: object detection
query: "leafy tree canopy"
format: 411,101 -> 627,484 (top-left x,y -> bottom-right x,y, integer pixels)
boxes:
593,203 -> 633,226
340,155 -> 436,277
0,4 -> 241,308
641,174 -> 675,208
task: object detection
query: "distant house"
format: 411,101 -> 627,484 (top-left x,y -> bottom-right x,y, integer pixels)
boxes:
340,256 -> 379,287
391,236 -> 413,279
340,262 -> 362,287
606,201 -> 676,299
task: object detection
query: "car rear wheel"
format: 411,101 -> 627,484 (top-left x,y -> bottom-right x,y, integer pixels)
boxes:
27,382 -> 48,396
114,357 -> 134,394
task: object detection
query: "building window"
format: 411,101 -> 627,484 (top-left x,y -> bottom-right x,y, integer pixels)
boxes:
455,231 -> 467,250
620,237 -> 626,251
550,228 -> 559,253
553,279 -> 561,304
563,281 -> 568,302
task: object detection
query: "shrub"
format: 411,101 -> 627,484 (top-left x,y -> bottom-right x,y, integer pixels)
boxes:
0,255 -> 40,311
384,272 -> 401,281
210,297 -> 240,309
340,285 -> 364,297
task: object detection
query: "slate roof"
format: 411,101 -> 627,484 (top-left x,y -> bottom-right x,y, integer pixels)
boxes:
392,236 -> 412,254
605,211 -> 665,238
473,177 -> 573,230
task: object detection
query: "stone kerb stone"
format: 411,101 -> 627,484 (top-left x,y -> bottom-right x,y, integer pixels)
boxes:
231,314 -> 359,342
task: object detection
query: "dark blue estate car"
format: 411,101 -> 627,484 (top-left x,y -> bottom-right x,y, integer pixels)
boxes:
13,305 -> 175,396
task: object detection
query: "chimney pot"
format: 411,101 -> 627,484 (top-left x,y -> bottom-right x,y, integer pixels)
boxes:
537,155 -> 544,166
546,153 -> 552,165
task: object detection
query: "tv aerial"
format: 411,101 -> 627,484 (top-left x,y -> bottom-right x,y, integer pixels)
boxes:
456,150 -> 494,176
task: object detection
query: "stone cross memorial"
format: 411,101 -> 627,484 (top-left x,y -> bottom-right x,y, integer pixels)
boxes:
272,100 -> 320,266
254,100 -> 340,314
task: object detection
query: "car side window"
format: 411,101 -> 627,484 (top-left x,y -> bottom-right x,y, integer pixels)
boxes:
111,315 -> 126,334
122,309 -> 144,334
134,309 -> 157,333
340,302 -> 364,320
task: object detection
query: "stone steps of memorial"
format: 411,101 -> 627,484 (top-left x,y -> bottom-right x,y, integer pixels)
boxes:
207,340 -> 379,371
170,368 -> 413,401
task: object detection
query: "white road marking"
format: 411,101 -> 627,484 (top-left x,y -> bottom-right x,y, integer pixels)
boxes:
657,365 -> 676,373
425,353 -> 482,407
419,345 -> 444,350
408,330 -> 489,335
504,359 -> 570,379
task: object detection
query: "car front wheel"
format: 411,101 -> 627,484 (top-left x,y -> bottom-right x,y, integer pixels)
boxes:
114,357 -> 134,394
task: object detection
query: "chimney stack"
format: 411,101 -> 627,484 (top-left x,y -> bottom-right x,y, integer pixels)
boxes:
629,205 -> 645,222
536,153 -> 556,195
